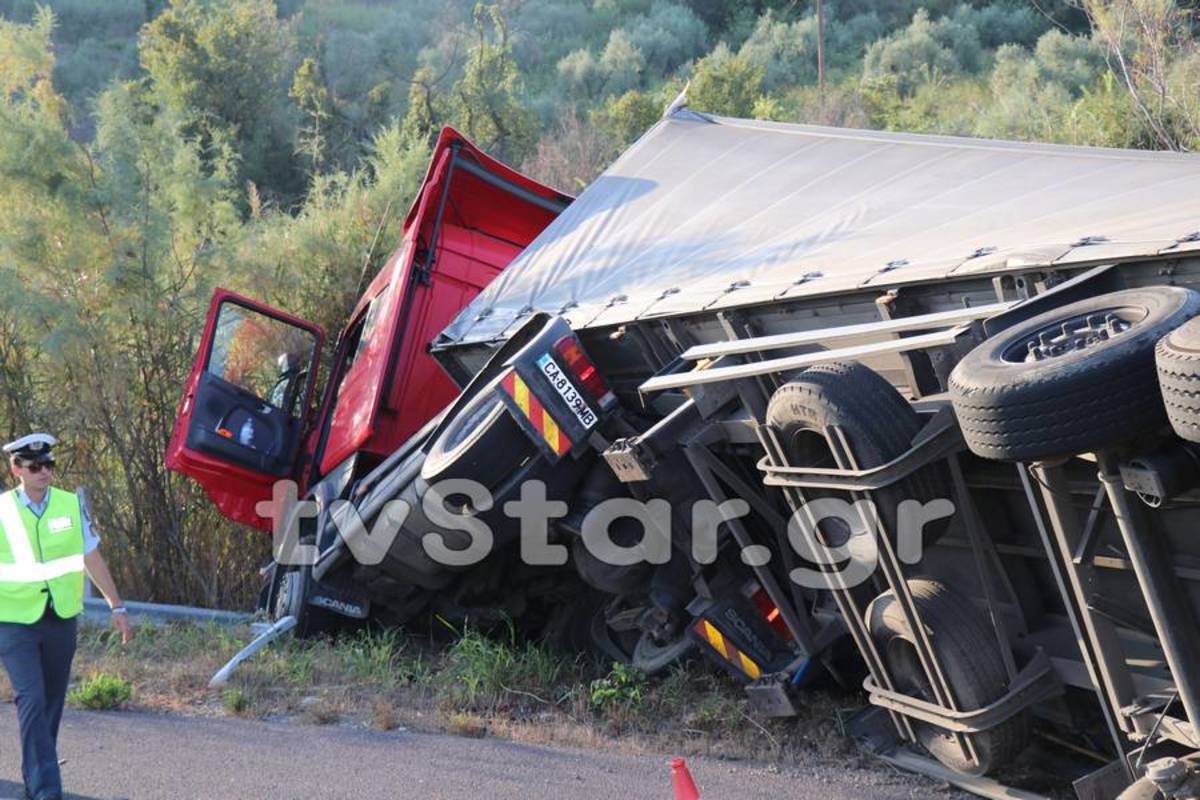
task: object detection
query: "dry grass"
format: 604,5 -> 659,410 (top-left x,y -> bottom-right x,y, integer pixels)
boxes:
370,698 -> 398,731
445,711 -> 488,738
51,619 -> 863,770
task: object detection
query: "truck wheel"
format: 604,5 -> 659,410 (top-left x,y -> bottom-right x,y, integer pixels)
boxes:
422,375 -> 536,490
1157,317 -> 1200,443
632,630 -> 695,675
866,579 -> 1030,776
273,565 -> 340,638
950,287 -> 1200,462
765,361 -> 952,546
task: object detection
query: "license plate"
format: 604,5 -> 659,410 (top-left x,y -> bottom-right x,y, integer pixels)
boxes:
536,354 -> 597,429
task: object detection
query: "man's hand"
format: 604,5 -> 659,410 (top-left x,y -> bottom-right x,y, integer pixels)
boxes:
84,548 -> 132,645
111,610 -> 133,645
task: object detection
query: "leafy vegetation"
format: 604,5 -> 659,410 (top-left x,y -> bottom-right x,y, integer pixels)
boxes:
68,670 -> 133,710
0,0 -> 1198,607
588,661 -> 645,711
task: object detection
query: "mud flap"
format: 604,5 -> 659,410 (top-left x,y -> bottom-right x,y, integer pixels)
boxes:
688,589 -> 798,685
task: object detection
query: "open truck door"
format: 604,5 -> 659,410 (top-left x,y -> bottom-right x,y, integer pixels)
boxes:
166,290 -> 324,530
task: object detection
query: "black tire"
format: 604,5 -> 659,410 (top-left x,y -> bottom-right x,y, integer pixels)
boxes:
950,287 -> 1200,462
631,629 -> 695,675
765,361 -> 952,547
272,565 -> 341,638
1157,317 -> 1200,443
866,579 -> 1030,776
421,375 -> 537,489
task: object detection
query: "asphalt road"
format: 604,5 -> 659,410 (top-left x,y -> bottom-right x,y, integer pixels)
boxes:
0,708 -> 948,800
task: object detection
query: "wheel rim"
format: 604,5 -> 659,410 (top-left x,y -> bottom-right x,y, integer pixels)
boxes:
274,568 -> 306,621
1001,306 -> 1146,363
272,570 -> 293,621
632,629 -> 694,673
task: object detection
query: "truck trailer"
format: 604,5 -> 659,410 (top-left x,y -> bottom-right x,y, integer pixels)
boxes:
169,107 -> 1200,798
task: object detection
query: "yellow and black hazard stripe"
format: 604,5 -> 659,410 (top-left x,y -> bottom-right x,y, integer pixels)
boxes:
500,371 -> 573,457
693,619 -> 762,680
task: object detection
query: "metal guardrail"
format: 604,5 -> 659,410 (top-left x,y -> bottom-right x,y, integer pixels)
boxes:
81,598 -> 253,626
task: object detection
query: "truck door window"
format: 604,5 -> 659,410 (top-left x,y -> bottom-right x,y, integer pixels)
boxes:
209,303 -> 317,419
336,288 -> 387,391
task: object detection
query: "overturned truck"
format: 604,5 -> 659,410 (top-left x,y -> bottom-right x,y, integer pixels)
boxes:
170,111 -> 1200,798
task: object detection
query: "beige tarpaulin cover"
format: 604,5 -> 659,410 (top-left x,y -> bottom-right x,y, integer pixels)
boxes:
438,108 -> 1200,348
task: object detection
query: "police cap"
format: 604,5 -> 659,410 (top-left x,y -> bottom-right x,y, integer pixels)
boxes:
3,433 -> 57,464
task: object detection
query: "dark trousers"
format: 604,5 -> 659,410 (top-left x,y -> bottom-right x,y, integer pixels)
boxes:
0,608 -> 77,800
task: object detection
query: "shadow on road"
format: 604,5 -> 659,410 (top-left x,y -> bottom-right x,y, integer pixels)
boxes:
0,777 -> 115,800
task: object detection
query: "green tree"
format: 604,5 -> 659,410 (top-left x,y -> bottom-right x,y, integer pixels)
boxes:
0,10 -> 261,607
597,29 -> 645,95
231,121 -> 432,337
689,42 -> 764,117
739,11 -> 818,90
1035,29 -> 1105,95
1079,0 -> 1198,150
138,0 -> 301,201
599,89 -> 662,146
862,8 -> 981,96
622,1 -> 708,74
448,4 -> 537,165
290,56 -> 333,175
401,65 -> 451,146
557,48 -> 605,98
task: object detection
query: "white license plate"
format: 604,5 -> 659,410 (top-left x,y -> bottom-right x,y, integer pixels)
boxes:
536,354 -> 597,429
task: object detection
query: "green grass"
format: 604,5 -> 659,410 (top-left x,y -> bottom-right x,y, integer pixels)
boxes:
436,624 -> 583,710
68,671 -> 132,710
222,687 -> 251,715
337,628 -> 407,685
66,618 -> 850,766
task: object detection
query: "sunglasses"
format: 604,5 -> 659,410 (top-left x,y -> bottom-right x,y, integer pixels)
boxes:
19,461 -> 54,474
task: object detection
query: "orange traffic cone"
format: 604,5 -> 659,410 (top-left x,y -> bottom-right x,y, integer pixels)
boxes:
671,757 -> 700,800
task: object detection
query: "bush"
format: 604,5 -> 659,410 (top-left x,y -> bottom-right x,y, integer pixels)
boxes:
558,48 -> 605,97
690,42 -> 764,117
862,8 -> 981,96
598,29 -> 645,95
68,672 -> 132,710
827,12 -> 887,69
952,2 -> 1047,50
623,1 -> 708,74
738,11 -> 818,90
588,661 -> 644,712
598,88 -> 663,146
1035,29 -> 1105,96
975,45 -> 1071,142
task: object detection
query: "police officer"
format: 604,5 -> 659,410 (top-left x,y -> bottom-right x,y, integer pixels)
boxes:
0,433 -> 132,800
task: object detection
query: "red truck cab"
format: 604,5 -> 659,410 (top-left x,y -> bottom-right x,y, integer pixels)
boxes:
166,128 -> 571,529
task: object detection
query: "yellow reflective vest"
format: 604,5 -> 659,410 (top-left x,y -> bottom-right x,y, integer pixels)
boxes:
0,488 -> 85,623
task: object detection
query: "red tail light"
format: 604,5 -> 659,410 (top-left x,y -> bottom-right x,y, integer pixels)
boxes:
555,335 -> 615,409
751,587 -> 793,642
